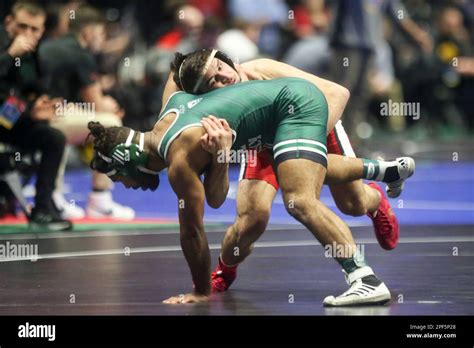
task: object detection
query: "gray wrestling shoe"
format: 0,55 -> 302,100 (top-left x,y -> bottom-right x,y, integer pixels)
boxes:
386,157 -> 416,198
323,266 -> 391,307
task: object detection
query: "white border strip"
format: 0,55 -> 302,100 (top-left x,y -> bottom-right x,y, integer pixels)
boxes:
274,139 -> 327,152
156,109 -> 180,159
1,236 -> 472,263
192,49 -> 217,93
160,91 -> 184,115
125,129 -> 135,147
334,121 -> 355,157
274,146 -> 327,160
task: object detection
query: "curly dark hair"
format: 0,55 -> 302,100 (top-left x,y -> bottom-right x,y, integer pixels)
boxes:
87,121 -> 132,153
170,50 -> 213,93
86,121 -> 132,173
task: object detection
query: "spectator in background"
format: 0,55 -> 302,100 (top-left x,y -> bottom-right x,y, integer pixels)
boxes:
328,0 -> 433,141
428,5 -> 473,129
453,0 -> 474,39
156,3 -> 204,52
216,18 -> 261,63
188,0 -> 227,49
189,0 -> 226,19
43,2 -> 77,40
283,0 -> 331,76
228,0 -> 289,58
0,2 -> 71,231
144,3 -> 206,117
39,4 -> 135,220
291,0 -> 330,38
367,30 -> 406,133
436,5 -> 471,61
96,3 -> 151,131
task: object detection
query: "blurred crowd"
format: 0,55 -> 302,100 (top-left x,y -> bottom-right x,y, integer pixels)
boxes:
1,0 -> 470,132
0,0 -> 472,227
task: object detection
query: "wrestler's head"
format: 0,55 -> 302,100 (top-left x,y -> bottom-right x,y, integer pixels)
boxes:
171,49 -> 242,94
87,122 -> 160,191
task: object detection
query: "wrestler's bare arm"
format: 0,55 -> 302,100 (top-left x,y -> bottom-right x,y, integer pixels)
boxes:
243,58 -> 350,133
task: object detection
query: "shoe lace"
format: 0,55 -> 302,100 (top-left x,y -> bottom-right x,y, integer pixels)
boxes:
341,272 -> 376,297
341,279 -> 362,296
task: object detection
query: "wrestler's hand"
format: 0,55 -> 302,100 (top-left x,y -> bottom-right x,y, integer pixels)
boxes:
200,115 -> 233,157
162,292 -> 210,304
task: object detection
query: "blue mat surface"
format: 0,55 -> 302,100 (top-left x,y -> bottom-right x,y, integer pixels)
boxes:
59,161 -> 474,226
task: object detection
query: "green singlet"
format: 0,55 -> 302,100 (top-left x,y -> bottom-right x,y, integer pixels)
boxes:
158,77 -> 329,166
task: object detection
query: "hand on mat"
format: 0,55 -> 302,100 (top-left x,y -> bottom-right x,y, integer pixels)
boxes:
163,292 -> 210,304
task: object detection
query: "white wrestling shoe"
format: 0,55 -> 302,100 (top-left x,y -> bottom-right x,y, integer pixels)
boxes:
386,157 -> 415,198
323,266 -> 391,307
53,192 -> 85,219
86,191 -> 135,220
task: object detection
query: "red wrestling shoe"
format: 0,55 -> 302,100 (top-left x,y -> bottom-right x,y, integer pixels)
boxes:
211,257 -> 237,292
367,182 -> 399,250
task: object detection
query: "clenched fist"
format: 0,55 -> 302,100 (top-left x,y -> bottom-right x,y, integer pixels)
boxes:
7,34 -> 38,57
